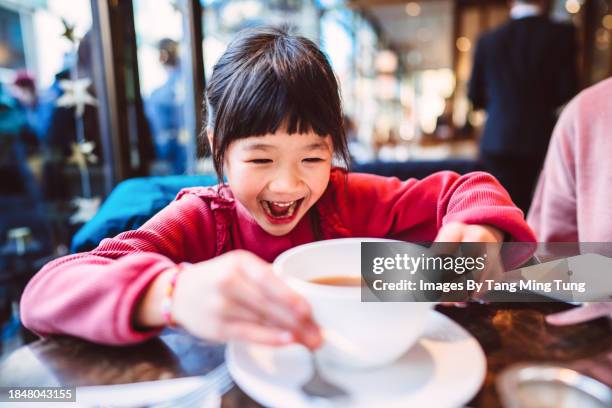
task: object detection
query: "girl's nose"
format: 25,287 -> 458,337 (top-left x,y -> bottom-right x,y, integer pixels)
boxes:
268,171 -> 303,194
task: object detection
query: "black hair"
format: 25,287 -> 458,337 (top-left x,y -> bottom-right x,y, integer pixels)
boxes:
158,38 -> 179,67
203,26 -> 350,180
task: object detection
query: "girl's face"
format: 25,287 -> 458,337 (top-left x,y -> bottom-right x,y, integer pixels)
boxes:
224,130 -> 333,236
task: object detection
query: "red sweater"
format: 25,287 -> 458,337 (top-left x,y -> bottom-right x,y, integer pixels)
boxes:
21,169 -> 535,344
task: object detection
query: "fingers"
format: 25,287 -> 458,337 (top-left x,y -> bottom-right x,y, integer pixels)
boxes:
290,322 -> 323,350
434,222 -> 464,244
220,251 -> 322,349
219,271 -> 293,327
434,222 -> 504,243
222,321 -> 295,346
223,319 -> 322,349
220,299 -> 321,349
240,256 -> 312,318
246,270 -> 322,349
432,222 -> 464,258
219,298 -> 261,322
433,223 -> 505,303
462,224 -> 503,243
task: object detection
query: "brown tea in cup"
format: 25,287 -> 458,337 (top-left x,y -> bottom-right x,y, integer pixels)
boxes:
309,276 -> 362,287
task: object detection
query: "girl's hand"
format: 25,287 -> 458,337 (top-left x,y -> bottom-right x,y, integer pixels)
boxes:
434,222 -> 504,244
172,250 -> 322,349
434,222 -> 503,307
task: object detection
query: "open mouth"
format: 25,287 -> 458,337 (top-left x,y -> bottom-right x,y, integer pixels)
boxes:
260,198 -> 304,223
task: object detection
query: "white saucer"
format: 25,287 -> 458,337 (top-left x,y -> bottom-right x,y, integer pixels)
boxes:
226,311 -> 486,408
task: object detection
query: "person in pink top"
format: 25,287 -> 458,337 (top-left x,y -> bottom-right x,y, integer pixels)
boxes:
528,78 -> 612,326
528,77 -> 612,242
21,27 -> 536,348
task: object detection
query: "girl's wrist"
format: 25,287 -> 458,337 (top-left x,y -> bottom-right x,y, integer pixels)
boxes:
134,267 -> 180,328
160,264 -> 185,327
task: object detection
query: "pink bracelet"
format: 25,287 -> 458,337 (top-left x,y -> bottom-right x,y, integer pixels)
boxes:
161,264 -> 184,327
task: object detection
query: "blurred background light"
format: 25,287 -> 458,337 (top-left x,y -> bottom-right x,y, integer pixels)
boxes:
456,36 -> 471,52
405,2 -> 421,17
565,0 -> 581,14
375,49 -> 398,73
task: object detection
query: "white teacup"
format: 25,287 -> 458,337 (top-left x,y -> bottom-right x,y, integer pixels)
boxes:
273,238 -> 435,369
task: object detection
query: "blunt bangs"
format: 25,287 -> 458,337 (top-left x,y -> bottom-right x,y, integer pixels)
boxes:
204,26 -> 349,178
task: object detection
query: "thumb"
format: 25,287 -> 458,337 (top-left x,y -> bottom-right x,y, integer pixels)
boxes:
432,222 -> 464,255
434,222 -> 465,242
546,303 -> 612,326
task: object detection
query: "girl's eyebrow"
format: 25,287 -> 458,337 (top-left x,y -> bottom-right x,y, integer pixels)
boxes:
304,142 -> 329,151
242,143 -> 275,151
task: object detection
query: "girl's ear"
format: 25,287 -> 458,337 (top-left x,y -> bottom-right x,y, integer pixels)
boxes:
206,128 -> 214,151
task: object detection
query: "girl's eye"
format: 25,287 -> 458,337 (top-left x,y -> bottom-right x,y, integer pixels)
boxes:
248,159 -> 272,164
303,158 -> 324,163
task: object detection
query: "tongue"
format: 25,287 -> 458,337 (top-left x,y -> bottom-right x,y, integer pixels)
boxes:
269,202 -> 290,217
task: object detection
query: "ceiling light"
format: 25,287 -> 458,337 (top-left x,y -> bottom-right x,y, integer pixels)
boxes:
405,2 -> 421,17
565,0 -> 581,14
456,37 -> 471,52
375,50 -> 398,73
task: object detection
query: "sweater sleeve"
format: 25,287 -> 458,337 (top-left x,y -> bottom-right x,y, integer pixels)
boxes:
333,170 -> 535,242
20,192 -> 218,345
527,99 -> 579,242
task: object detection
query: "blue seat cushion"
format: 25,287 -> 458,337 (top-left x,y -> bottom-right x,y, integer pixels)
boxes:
71,174 -> 218,253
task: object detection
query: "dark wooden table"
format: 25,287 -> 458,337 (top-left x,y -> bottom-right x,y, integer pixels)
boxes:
1,303 -> 610,407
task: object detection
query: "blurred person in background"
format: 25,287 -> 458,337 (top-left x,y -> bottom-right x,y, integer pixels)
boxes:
10,72 -> 41,153
468,0 -> 578,214
344,114 -> 374,164
36,68 -> 71,146
145,38 -> 187,175
1,81 -> 38,196
0,82 -> 28,186
434,97 -> 455,141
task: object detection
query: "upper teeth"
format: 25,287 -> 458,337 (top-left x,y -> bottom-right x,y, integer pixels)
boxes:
270,201 -> 295,207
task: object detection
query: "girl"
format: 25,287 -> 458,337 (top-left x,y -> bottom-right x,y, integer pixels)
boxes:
21,27 -> 535,349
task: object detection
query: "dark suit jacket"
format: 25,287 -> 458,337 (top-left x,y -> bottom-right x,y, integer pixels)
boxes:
468,16 -> 577,158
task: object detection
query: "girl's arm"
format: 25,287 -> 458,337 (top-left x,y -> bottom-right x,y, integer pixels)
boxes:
20,192 -> 217,345
332,169 -> 536,243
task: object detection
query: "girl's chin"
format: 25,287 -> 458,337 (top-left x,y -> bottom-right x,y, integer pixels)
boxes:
258,217 -> 301,236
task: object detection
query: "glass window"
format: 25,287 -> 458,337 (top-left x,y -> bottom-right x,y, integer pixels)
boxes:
1,0 -> 112,353
321,9 -> 354,111
0,0 -> 111,257
133,0 -> 193,176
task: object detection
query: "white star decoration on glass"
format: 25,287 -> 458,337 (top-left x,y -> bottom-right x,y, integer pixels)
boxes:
68,141 -> 98,166
56,78 -> 98,117
70,197 -> 101,225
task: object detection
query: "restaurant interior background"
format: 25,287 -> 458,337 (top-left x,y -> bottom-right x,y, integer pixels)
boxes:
1,0 -> 611,354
